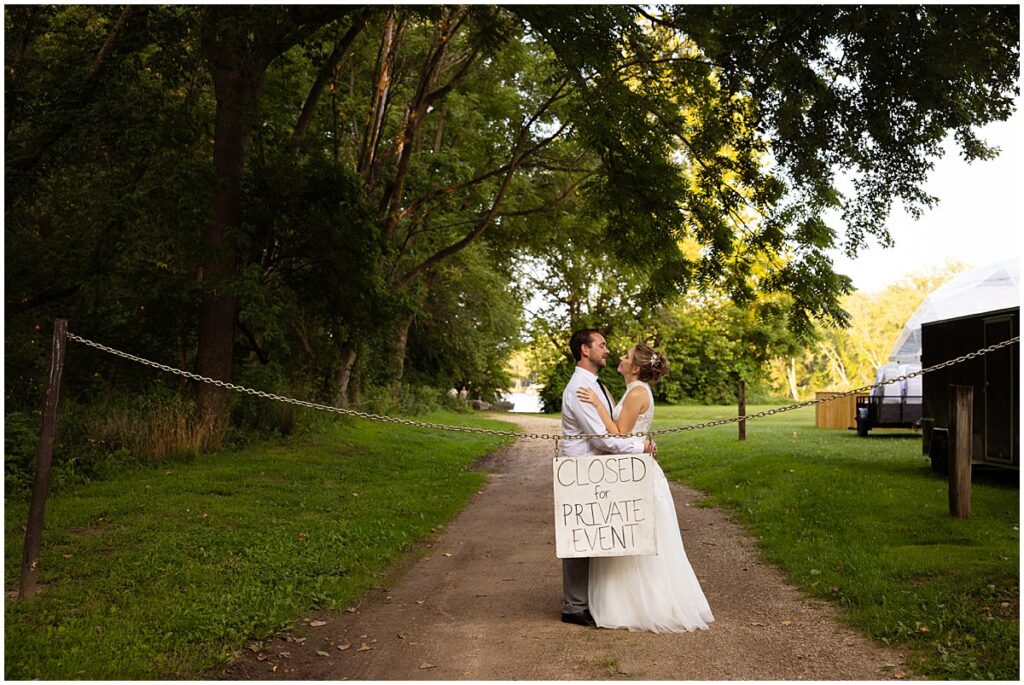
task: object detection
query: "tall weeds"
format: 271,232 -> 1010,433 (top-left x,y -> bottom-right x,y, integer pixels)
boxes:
86,393 -> 213,462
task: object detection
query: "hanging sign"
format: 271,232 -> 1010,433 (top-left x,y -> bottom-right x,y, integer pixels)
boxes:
552,453 -> 657,558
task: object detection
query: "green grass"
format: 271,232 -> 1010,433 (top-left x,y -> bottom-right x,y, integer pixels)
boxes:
4,411 -> 514,679
652,404 -> 1019,680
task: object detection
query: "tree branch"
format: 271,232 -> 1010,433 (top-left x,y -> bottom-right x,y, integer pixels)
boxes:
239,321 -> 270,364
291,11 -> 368,146
10,5 -> 132,172
398,85 -> 574,221
6,284 -> 81,317
394,110 -> 571,289
381,7 -> 469,243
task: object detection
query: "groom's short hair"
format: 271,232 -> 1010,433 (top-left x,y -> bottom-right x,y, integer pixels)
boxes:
569,328 -> 603,362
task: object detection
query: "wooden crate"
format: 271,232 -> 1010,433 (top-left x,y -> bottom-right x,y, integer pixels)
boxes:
815,391 -> 867,429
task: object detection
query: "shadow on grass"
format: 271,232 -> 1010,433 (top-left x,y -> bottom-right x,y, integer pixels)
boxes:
969,465 -> 1019,489
850,432 -> 923,440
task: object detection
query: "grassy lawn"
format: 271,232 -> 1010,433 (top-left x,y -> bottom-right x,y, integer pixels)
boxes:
4,411 -> 514,679
653,404 -> 1019,680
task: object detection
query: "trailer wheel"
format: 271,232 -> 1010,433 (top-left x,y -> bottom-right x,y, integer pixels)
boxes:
930,430 -> 949,476
856,418 -> 870,437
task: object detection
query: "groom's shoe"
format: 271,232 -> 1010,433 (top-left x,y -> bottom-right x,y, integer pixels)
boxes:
561,609 -> 597,628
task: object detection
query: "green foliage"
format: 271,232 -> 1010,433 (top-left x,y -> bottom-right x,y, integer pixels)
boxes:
653,292 -> 804,404
4,412 -> 514,679
356,383 -> 469,417
770,262 -> 968,397
4,411 -> 41,494
534,284 -> 801,407
654,404 -> 1019,680
5,7 -> 1018,458
404,244 -> 523,399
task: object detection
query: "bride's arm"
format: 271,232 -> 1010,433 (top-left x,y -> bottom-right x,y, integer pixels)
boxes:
613,387 -> 649,434
575,387 -> 622,434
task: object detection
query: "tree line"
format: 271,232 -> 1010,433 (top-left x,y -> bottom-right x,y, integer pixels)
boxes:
5,6 -> 1018,443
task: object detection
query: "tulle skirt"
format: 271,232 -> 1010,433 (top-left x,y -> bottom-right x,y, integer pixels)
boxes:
588,460 -> 714,633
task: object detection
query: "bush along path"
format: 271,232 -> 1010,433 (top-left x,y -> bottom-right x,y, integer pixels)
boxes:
218,415 -> 917,680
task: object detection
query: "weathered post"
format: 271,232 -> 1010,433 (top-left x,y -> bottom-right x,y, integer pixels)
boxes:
19,319 -> 68,598
948,384 -> 973,519
738,380 -> 746,441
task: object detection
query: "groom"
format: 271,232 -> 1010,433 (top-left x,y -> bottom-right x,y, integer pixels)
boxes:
560,328 -> 654,627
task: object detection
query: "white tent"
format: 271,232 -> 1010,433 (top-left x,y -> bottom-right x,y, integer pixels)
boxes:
889,258 -> 1020,365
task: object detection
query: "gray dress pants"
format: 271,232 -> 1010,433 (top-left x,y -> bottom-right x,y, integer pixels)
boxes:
562,556 -> 590,613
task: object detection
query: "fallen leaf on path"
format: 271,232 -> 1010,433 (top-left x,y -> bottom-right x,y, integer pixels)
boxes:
442,552 -> 453,557
396,633 -> 407,640
278,651 -> 291,659
750,622 -> 765,627
256,654 -> 268,662
271,664 -> 278,673
357,644 -> 372,652
781,620 -> 793,626
310,620 -> 327,627
316,650 -> 330,657
294,637 -> 307,644
359,634 -> 367,638
419,662 -> 435,669
414,600 -> 424,605
338,644 -> 351,651
345,607 -> 357,613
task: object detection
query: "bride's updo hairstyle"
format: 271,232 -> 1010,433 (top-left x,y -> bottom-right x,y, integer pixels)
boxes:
632,342 -> 670,383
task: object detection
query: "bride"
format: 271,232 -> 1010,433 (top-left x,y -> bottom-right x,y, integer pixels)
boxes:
575,342 -> 714,633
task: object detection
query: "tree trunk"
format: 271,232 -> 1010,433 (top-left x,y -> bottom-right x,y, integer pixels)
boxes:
389,313 -> 414,394
196,48 -> 264,442
787,357 -> 799,400
335,340 -> 357,407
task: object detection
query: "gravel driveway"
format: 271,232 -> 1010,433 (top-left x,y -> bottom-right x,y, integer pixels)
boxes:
218,414 -> 917,680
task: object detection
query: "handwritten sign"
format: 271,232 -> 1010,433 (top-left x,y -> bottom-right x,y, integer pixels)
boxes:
552,454 -> 657,558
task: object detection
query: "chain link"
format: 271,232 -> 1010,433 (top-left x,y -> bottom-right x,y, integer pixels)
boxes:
65,332 -> 1018,441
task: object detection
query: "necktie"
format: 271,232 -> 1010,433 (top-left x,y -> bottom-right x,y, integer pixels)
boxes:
598,383 -> 614,415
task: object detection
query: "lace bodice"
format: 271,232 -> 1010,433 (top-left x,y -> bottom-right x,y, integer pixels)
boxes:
613,380 -> 654,434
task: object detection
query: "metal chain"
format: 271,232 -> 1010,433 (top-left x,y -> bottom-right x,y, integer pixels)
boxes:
65,331 -> 1018,441
655,336 -> 1020,436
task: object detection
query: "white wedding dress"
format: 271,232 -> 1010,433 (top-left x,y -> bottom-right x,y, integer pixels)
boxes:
588,380 -> 715,633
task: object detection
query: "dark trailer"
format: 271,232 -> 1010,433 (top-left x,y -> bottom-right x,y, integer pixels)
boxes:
921,306 -> 1019,474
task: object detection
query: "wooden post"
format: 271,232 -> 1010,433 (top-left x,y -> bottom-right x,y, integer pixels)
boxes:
738,380 -> 746,441
948,384 -> 973,519
19,319 -> 68,598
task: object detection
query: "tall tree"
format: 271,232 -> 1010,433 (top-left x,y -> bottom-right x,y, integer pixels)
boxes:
194,7 -> 360,436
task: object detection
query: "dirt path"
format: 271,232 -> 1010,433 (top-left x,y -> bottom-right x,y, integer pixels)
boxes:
218,414 -> 917,680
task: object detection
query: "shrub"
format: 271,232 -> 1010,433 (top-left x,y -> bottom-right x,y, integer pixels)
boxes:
357,383 -> 466,416
4,390 -> 208,498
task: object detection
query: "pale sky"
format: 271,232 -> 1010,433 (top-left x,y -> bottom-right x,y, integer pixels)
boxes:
826,101 -> 1023,293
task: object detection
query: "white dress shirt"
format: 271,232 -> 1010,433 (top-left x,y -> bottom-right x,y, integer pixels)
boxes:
561,366 -> 644,456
